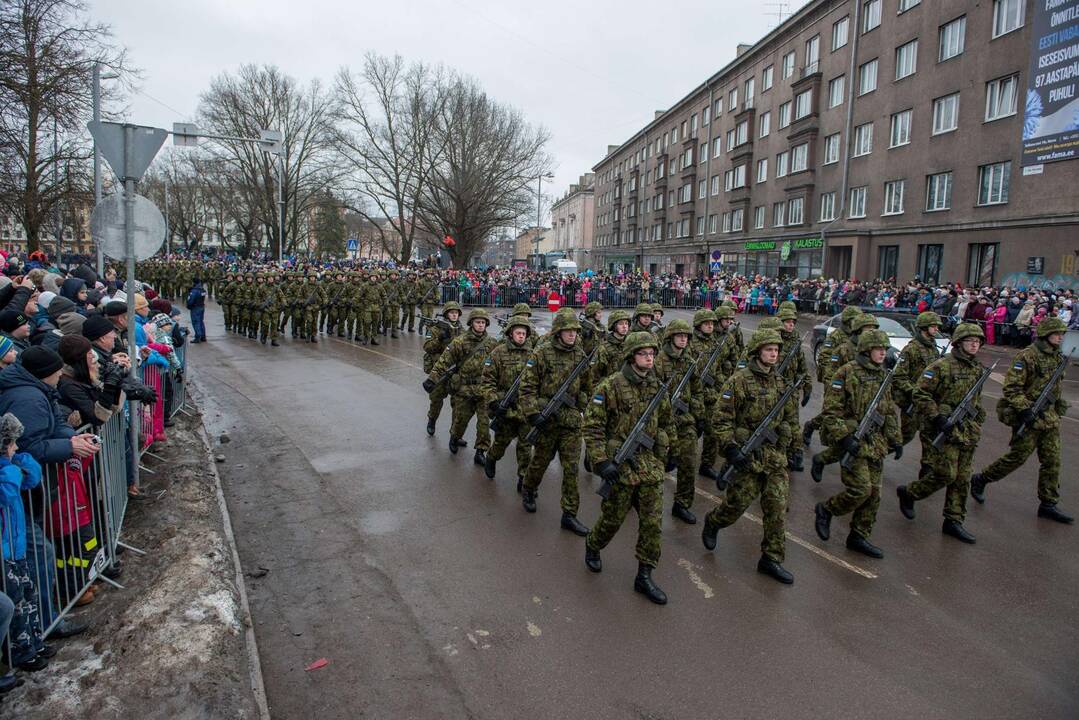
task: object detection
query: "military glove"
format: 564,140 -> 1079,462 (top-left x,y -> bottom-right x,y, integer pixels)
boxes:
527,413 -> 544,427
487,400 -> 500,415
933,414 -> 953,435
665,454 -> 676,473
1018,408 -> 1037,427
892,444 -> 904,460
801,387 -> 812,407
422,378 -> 437,393
840,435 -> 861,457
695,418 -> 706,437
595,460 -> 619,484
724,445 -> 750,470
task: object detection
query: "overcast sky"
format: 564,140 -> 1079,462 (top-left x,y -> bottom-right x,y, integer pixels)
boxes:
91,0 -> 797,222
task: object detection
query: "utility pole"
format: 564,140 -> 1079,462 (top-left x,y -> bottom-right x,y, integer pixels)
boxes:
93,63 -> 101,274
53,117 -> 62,268
164,171 -> 170,256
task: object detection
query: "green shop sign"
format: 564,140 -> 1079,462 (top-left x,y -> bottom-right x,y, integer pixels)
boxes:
744,241 -> 776,251
743,237 -> 823,253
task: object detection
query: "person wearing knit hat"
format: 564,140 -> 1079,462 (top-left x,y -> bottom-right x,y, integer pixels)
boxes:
103,300 -> 127,318
82,315 -> 115,343
0,311 -> 30,353
46,296 -> 76,322
134,293 -> 149,316
58,313 -> 86,337
0,412 -> 23,448
0,336 -> 15,368
150,312 -> 172,328
37,290 -> 56,310
18,345 -> 64,383
149,298 -> 172,315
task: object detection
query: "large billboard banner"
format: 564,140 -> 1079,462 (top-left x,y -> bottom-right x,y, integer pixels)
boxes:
1023,0 -> 1079,165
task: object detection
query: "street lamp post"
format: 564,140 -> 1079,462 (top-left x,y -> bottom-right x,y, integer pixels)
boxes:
534,172 -> 553,266
92,63 -> 120,275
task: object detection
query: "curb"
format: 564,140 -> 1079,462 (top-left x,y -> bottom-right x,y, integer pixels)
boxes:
190,382 -> 272,720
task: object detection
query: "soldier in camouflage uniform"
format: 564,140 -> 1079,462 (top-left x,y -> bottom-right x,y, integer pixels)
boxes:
654,319 -> 703,523
701,327 -> 798,585
897,322 -> 988,544
697,305 -> 741,480
803,304 -> 863,447
425,308 -> 497,460
629,303 -> 654,334
400,272 -> 419,332
420,270 -> 439,330
297,273 -> 325,343
650,303 -> 665,335
585,331 -> 676,605
519,312 -> 592,535
238,273 -> 257,338
422,302 -> 463,436
481,315 -> 534,493
220,272 -> 237,333
382,269 -> 401,338
323,271 -> 347,336
579,301 -> 605,356
255,272 -> 282,346
972,317 -> 1073,524
355,270 -> 382,345
592,310 -> 631,386
893,312 -> 944,482
813,329 -> 901,558
777,305 -> 812,472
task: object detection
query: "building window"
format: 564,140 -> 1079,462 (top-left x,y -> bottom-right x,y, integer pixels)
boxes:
794,90 -> 812,120
754,205 -> 766,229
782,51 -> 796,79
779,101 -> 792,128
773,201 -> 787,227
763,65 -> 774,91
828,75 -> 845,108
722,212 -> 732,233
932,93 -> 959,134
744,77 -> 756,107
708,214 -> 718,234
895,39 -> 918,81
757,157 -> 769,182
823,133 -> 841,164
759,111 -> 771,137
788,197 -> 804,225
858,59 -> 878,95
711,174 -> 720,195
671,127 -> 678,144
710,137 -> 721,158
728,87 -> 738,110
833,16 -> 850,51
805,35 -> 820,74
992,0 -> 1024,38
853,122 -> 873,156
926,171 -> 952,211
898,0 -> 920,11
985,74 -> 1019,121
890,109 -> 912,147
724,164 -> 746,190
883,179 -> 905,215
918,244 -> 943,284
939,16 -> 966,61
879,246 -> 900,281
820,192 -> 837,221
849,186 -> 868,218
791,142 -> 809,173
863,0 -> 881,33
732,208 -> 744,231
696,216 -> 706,236
735,120 -> 749,146
698,179 -> 707,199
978,161 -> 1011,205
714,98 -> 722,116
702,106 -> 710,126
968,243 -> 1000,286
776,151 -> 789,177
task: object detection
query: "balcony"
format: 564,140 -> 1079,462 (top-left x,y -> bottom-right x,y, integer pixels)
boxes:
653,173 -> 668,189
800,61 -> 820,79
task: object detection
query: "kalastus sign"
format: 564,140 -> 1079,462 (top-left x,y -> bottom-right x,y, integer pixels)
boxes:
1022,0 -> 1079,166
746,237 -> 824,258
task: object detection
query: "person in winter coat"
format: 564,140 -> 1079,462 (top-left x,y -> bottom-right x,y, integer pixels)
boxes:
57,334 -> 124,429
59,277 -> 89,315
186,277 -> 207,343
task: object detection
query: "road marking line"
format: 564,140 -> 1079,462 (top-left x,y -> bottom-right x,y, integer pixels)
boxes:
328,336 -> 424,370
676,558 -> 715,598
693,487 -> 878,579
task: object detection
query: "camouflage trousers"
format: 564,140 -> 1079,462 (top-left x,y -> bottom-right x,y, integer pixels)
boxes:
352,308 -> 379,340
523,424 -> 581,515
256,310 -> 280,341
586,460 -> 664,567
698,401 -> 720,469
223,304 -> 235,331
900,409 -> 920,446
705,458 -> 789,562
487,417 -> 532,478
428,383 -> 449,422
906,438 -> 974,522
297,307 -> 319,338
823,455 -> 883,538
980,427 -> 1061,504
382,304 -> 398,332
325,306 -> 348,334
670,422 -> 698,509
450,393 -> 490,451
401,304 -> 416,331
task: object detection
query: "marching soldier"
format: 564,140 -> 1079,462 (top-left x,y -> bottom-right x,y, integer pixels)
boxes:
481,315 -> 534,492
220,272 -> 237,333
519,312 -> 592,535
701,328 -> 798,585
383,269 -> 401,338
650,303 -> 665,335
579,301 -> 605,356
972,317 -> 1073,524
653,319 -> 703,523
325,271 -> 348,337
893,311 -> 944,479
239,272 -> 257,338
256,272 -> 282,347
420,270 -> 439,327
697,304 -> 740,481
356,270 -> 382,345
629,303 -> 653,334
776,305 -> 812,471
400,272 -> 419,333
585,331 -> 676,604
813,329 -> 901,559
897,322 -> 988,544
423,302 -> 463,436
592,310 -> 631,384
803,305 -> 862,447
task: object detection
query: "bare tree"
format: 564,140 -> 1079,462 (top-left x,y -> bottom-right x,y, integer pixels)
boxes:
415,78 -> 552,267
142,151 -> 208,253
333,54 -> 445,264
0,0 -> 131,252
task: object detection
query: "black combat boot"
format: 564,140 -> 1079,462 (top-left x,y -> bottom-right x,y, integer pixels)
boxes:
897,485 -> 916,520
391,329 -> 399,339
788,449 -> 805,472
585,545 -> 602,573
671,503 -> 697,524
522,488 -> 537,513
665,455 -> 676,473
309,336 -> 317,343
698,464 -> 720,482
1038,502 -> 1075,524
633,563 -> 668,605
757,556 -> 794,584
370,336 -> 379,346
970,473 -> 988,504
516,476 -> 524,494
802,421 -> 814,447
248,331 -> 257,339
426,418 -> 436,436
810,453 -> 825,483
701,516 -> 720,550
942,519 -> 976,544
448,436 -> 461,455
814,502 -> 832,541
260,335 -> 267,345
561,512 -> 589,536
483,455 -> 497,479
271,339 -> 280,347
846,531 -> 883,558
473,449 -> 486,466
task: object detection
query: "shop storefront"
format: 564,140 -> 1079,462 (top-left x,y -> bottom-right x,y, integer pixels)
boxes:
733,237 -> 823,279
605,255 -> 638,274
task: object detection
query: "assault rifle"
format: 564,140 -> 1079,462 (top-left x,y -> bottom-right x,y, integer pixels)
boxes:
525,348 -> 598,444
1014,349 -> 1073,441
718,374 -> 806,489
422,339 -> 490,394
776,331 -> 810,377
596,379 -> 670,500
669,356 -> 700,416
419,315 -> 453,335
490,367 -> 528,433
578,313 -> 600,337
931,360 -> 999,448
840,360 -> 902,471
904,337 -> 951,416
697,323 -> 739,388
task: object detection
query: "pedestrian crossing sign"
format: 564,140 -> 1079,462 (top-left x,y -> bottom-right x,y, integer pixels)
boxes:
347,238 -> 359,252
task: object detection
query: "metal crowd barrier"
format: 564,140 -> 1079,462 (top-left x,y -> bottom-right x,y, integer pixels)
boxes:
168,344 -> 188,419
433,285 -> 738,310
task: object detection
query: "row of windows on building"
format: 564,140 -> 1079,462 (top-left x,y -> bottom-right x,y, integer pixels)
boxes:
593,160 -> 1011,249
595,0 -> 1026,204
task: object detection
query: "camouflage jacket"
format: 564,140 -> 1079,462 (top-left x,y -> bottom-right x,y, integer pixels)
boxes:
583,364 -> 675,484
914,349 -> 987,447
816,327 -> 849,383
778,329 -> 810,401
690,328 -> 739,404
481,339 -> 533,422
580,317 -> 606,357
428,329 -> 497,398
422,319 -> 462,374
893,332 -> 940,411
519,336 -> 592,429
998,340 -> 1070,431
821,354 -> 901,459
592,333 -> 627,386
654,341 -> 704,428
715,359 -> 797,473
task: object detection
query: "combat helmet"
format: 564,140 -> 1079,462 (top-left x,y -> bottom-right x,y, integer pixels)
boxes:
778,300 -> 797,314
551,308 -> 582,333
759,317 -> 783,331
584,301 -> 603,317
607,309 -> 631,332
777,306 -> 798,322
915,311 -> 942,329
714,304 -> 736,320
632,303 -> 653,321
840,305 -> 862,331
441,301 -> 462,317
748,328 -> 783,355
503,314 -> 532,338
512,302 -> 533,317
1037,317 -> 1068,338
651,303 -> 664,317
857,329 -> 891,353
467,308 -> 491,325
623,331 -> 659,361
850,313 -> 880,334
664,319 -> 692,340
951,322 -> 985,343
692,308 -> 717,327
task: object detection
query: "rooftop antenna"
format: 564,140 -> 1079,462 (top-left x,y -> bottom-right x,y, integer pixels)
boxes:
764,2 -> 791,28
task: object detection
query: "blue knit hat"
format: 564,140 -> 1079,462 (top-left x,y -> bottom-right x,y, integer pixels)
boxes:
0,336 -> 12,359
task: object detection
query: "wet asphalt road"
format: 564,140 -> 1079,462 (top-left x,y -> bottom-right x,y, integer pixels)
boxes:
190,303 -> 1079,720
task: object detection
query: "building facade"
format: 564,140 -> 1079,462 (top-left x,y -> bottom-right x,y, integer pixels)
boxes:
550,173 -> 596,268
592,0 -> 1079,289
